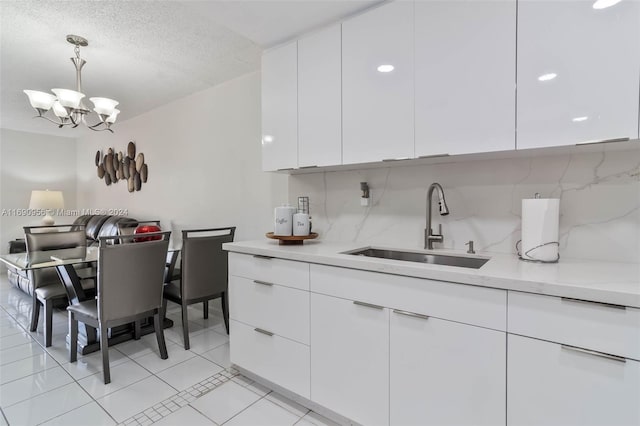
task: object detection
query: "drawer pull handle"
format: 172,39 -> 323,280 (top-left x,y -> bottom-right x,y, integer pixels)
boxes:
576,137 -> 630,146
254,328 -> 274,337
253,255 -> 273,260
393,309 -> 429,320
561,345 -> 626,363
561,297 -> 626,310
353,301 -> 384,310
253,280 -> 274,286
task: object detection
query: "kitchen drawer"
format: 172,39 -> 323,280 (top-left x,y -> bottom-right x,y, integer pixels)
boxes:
230,319 -> 310,399
310,264 -> 506,331
508,291 -> 640,360
229,252 -> 309,291
229,275 -> 310,344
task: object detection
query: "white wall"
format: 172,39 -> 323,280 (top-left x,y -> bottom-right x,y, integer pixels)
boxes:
0,128 -> 77,253
289,147 -> 640,263
76,71 -> 288,246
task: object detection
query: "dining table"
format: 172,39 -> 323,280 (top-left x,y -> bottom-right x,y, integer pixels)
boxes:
0,245 -> 177,355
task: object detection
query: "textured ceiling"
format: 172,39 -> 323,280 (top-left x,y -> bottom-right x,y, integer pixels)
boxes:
0,0 -> 381,137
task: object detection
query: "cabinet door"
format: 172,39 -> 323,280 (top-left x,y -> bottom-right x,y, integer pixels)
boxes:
517,0 -> 640,149
262,41 -> 298,171
298,25 -> 342,167
342,1 -> 414,164
390,311 -> 505,426
310,293 -> 389,426
415,0 -> 516,157
508,334 -> 640,426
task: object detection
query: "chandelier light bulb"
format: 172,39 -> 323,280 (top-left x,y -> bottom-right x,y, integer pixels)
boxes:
23,35 -> 118,133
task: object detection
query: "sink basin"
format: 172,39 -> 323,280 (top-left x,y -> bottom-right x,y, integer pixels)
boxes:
344,247 -> 489,269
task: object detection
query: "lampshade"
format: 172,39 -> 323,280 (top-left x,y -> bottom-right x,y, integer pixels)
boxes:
23,90 -> 56,111
90,97 -> 119,116
29,190 -> 64,226
51,88 -> 85,109
106,108 -> 120,124
52,101 -> 69,118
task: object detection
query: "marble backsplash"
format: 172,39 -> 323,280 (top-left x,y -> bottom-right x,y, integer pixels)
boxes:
288,149 -> 640,263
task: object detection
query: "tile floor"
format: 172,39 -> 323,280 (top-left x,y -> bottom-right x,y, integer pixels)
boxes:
0,274 -> 338,426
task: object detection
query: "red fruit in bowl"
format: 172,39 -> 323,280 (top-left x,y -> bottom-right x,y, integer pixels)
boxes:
134,225 -> 161,242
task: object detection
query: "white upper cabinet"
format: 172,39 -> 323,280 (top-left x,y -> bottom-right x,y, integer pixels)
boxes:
298,25 -> 342,168
517,0 -> 640,149
261,41 -> 298,171
342,1 -> 415,164
415,0 -> 516,157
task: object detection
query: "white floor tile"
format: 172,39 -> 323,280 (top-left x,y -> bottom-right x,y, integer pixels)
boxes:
201,342 -> 231,368
154,405 -> 217,426
0,320 -> 25,338
190,381 -> 261,424
0,341 -> 44,366
186,330 -> 229,354
265,392 -> 310,418
225,398 -> 301,426
0,351 -> 59,385
114,333 -> 165,359
0,330 -> 33,350
39,401 -> 116,426
0,365 -> 73,407
3,382 -> 92,426
61,347 -> 128,380
245,380 -> 271,397
133,342 -> 196,374
78,359 -> 152,399
96,376 -> 177,423
156,356 -> 223,391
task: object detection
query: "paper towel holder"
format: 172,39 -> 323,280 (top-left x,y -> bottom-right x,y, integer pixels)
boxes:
517,193 -> 560,263
516,240 -> 560,263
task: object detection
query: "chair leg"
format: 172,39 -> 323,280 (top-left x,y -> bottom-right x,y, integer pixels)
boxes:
134,320 -> 141,340
99,325 -> 111,384
44,299 -> 53,347
203,301 -> 208,319
69,312 -> 78,363
181,302 -> 190,350
30,296 -> 40,332
154,312 -> 169,360
221,292 -> 229,335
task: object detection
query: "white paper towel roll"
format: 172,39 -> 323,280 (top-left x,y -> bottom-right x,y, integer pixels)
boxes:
521,198 -> 560,262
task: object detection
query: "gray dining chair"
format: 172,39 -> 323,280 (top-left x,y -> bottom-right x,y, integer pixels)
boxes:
163,227 -> 235,350
24,225 -> 95,347
68,232 -> 171,384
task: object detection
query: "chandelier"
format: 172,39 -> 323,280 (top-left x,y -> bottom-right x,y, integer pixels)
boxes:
23,35 -> 120,133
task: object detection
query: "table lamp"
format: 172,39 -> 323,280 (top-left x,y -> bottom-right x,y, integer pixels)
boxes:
29,190 -> 64,226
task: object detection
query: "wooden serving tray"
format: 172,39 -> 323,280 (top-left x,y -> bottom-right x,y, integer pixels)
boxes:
266,232 -> 318,245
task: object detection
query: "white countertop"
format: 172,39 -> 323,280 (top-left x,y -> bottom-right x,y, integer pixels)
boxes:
224,240 -> 640,308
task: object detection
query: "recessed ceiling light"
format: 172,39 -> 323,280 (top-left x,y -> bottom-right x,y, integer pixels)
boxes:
593,0 -> 622,9
377,64 -> 394,73
572,116 -> 589,122
262,135 -> 274,144
538,73 -> 557,82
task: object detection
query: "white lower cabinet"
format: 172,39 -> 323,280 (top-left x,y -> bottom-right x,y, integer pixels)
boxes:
310,293 -> 390,426
507,334 -> 640,426
390,311 -> 506,426
230,320 -> 310,398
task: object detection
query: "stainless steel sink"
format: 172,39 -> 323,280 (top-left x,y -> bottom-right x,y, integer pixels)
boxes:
344,247 -> 489,269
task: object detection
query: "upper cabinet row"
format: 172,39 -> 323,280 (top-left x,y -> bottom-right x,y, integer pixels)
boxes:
262,0 -> 640,172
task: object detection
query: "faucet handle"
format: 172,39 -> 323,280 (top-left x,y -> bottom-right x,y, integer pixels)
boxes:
437,224 -> 442,235
465,240 -> 475,254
